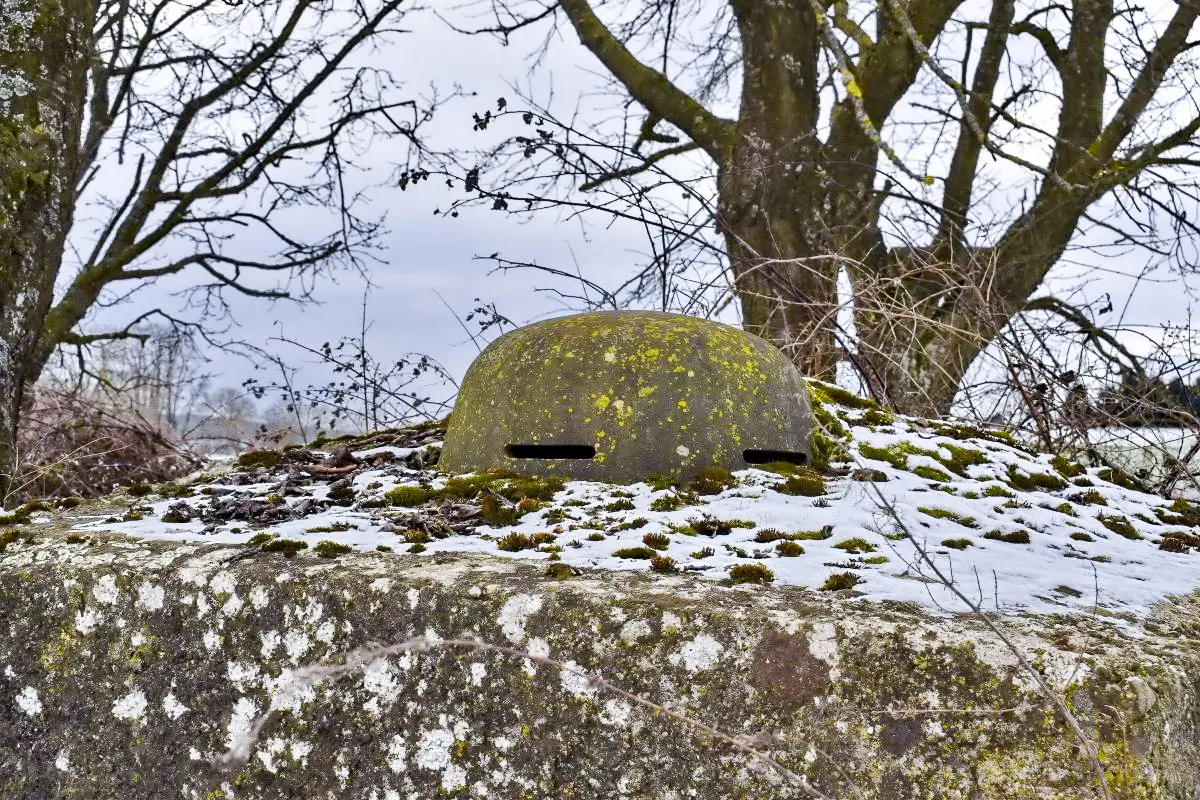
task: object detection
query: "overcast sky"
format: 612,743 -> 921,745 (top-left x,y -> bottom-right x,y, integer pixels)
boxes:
73,1 -> 1200,424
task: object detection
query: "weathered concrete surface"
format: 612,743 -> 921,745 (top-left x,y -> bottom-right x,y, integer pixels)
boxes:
2,531 -> 1199,799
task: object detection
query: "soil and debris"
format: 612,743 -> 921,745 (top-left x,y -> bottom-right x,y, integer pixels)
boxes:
43,389 -> 1200,622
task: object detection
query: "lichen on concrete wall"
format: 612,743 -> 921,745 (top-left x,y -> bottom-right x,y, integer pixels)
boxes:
2,533 -> 1199,799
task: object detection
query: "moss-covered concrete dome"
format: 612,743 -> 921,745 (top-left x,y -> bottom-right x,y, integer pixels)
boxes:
440,310 -> 813,482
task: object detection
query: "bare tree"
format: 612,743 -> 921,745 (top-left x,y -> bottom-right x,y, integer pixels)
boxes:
439,0 -> 1200,418
0,0 -> 435,502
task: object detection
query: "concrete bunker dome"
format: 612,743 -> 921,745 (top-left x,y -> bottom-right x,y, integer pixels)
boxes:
440,310 -> 814,482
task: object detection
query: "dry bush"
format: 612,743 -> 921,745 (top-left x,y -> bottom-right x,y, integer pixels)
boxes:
8,387 -> 204,505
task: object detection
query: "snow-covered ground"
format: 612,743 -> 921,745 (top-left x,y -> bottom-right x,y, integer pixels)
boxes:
66,397 -> 1200,624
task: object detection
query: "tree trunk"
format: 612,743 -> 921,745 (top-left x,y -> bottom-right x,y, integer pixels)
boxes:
718,0 -> 842,383
0,0 -> 94,504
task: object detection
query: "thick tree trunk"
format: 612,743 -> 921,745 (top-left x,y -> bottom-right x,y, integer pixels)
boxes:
719,0 -> 843,383
0,0 -> 93,503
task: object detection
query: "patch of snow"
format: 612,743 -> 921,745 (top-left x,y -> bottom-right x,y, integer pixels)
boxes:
70,399 -> 1200,625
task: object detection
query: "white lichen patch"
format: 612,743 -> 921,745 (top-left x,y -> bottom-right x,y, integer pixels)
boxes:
220,594 -> 245,618
225,697 -> 259,751
249,586 -> 270,610
674,634 -> 723,673
414,726 -> 456,772
136,582 -> 164,611
92,575 -> 120,606
289,739 -> 312,767
807,623 -> 841,681
619,619 -> 652,644
283,629 -> 312,662
75,608 -> 102,635
112,689 -> 148,724
210,571 -> 237,595
54,750 -> 70,772
601,698 -> 632,727
362,657 -> 401,714
227,661 -> 261,691
560,660 -> 597,699
386,734 -> 407,773
523,637 -> 549,677
163,692 -> 188,720
469,662 -> 487,687
263,668 -> 315,714
498,594 -> 542,643
260,631 -> 281,659
15,686 -> 42,716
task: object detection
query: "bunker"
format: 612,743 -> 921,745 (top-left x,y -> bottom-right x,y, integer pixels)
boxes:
440,310 -> 814,482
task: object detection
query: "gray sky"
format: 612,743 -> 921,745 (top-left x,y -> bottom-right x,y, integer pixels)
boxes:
73,1 -> 1200,423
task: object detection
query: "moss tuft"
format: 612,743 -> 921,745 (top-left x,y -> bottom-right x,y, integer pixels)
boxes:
261,539 -> 308,557
833,537 -> 875,553
776,469 -> 826,497
314,540 -> 353,558
983,529 -> 1031,544
728,563 -> 775,584
691,466 -> 736,495
821,571 -> 861,591
1050,454 -> 1086,478
1097,514 -> 1140,540
612,546 -> 656,560
386,485 -> 432,507
912,465 -> 952,482
775,541 -> 804,557
234,450 -> 283,470
917,506 -> 978,528
940,538 -> 973,550
1005,465 -> 1067,492
649,554 -> 678,573
642,532 -> 670,550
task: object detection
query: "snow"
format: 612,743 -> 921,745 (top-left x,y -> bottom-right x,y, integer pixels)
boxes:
67,402 -> 1200,624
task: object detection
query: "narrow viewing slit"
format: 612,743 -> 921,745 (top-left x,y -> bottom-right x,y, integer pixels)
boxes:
743,449 -> 807,466
505,443 -> 597,460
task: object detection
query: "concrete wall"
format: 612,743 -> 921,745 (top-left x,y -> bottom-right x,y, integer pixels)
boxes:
2,532 -> 1198,799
